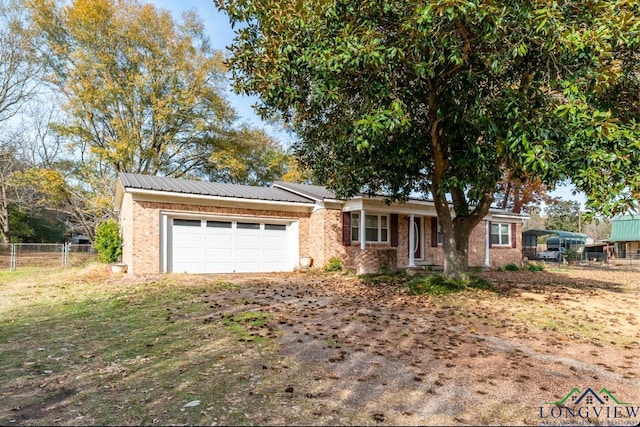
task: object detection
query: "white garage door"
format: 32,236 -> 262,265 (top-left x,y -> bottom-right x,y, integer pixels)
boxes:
170,218 -> 294,273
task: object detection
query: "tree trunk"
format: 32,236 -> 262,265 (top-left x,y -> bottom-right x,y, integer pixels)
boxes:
0,184 -> 10,243
441,217 -> 473,281
432,188 -> 494,281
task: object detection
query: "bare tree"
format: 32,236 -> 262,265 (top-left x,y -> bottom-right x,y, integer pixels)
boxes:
0,1 -> 41,126
0,0 -> 42,242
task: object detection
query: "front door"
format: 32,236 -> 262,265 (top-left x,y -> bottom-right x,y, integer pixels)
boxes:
408,217 -> 422,259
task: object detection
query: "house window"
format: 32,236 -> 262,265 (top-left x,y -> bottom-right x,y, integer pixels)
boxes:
351,213 -> 389,243
491,223 -> 511,246
437,221 -> 442,245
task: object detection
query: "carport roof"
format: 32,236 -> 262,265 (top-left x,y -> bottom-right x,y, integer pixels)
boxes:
118,173 -> 315,204
522,229 -> 589,239
610,215 -> 640,242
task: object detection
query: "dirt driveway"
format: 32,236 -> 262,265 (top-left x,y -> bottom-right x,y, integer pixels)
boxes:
1,266 -> 639,426
195,267 -> 640,425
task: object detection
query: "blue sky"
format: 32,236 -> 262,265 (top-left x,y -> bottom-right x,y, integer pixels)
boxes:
150,0 -> 586,209
151,0 -> 293,142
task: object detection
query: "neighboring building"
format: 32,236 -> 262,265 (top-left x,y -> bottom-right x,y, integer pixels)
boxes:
522,229 -> 592,261
609,215 -> 640,264
70,234 -> 91,245
115,173 -> 526,275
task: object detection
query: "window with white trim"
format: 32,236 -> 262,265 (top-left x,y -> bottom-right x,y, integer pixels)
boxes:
436,221 -> 442,245
491,223 -> 511,246
351,213 -> 389,243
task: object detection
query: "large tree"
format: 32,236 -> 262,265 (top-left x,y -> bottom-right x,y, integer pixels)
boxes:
27,0 -> 245,177
217,0 -> 640,279
0,0 -> 41,127
0,0 -> 42,242
545,200 -> 581,233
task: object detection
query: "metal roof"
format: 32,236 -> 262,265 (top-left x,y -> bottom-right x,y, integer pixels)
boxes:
272,181 -> 338,201
522,229 -> 590,239
610,215 -> 640,242
118,173 -> 315,204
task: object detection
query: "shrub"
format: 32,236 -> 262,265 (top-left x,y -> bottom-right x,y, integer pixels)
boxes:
94,219 -> 122,264
565,248 -> 580,262
469,277 -> 494,291
360,271 -> 407,286
407,274 -> 467,295
324,256 -> 342,272
527,263 -> 545,272
505,263 -> 520,271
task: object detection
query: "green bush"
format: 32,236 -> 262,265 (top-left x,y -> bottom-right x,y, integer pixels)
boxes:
526,263 -> 545,272
505,263 -> 520,271
407,274 -> 495,296
407,274 -> 466,295
324,256 -> 342,272
94,219 -> 122,264
360,271 -> 407,286
565,248 -> 580,262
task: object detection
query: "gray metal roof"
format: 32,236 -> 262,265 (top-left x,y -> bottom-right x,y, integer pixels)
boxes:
118,173 -> 315,204
272,181 -> 339,201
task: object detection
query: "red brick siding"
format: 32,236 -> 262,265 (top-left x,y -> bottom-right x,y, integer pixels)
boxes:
123,200 -> 312,275
122,196 -> 523,275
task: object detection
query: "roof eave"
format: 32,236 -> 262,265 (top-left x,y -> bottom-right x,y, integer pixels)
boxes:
123,187 -> 315,208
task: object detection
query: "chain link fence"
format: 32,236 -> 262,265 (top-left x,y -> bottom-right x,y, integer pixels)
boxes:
0,243 -> 96,271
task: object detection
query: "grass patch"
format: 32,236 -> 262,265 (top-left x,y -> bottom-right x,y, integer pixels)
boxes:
220,311 -> 275,345
0,266 -> 299,426
359,271 -> 407,286
215,281 -> 240,291
407,274 -> 494,296
526,263 -> 545,272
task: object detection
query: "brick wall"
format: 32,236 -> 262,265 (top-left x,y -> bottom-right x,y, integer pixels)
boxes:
121,194 -> 523,275
487,222 -> 523,267
321,214 -> 523,273
120,193 -> 134,272
123,199 -> 312,275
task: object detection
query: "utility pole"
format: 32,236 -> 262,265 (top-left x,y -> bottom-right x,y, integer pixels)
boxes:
578,210 -> 582,233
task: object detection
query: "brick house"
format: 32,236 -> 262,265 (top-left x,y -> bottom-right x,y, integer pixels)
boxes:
115,173 -> 525,275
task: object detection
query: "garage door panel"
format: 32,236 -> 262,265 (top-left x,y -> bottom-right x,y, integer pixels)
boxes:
173,247 -> 202,258
204,247 -> 233,257
235,247 -> 262,258
204,262 -> 234,273
173,229 -> 202,240
263,247 -> 288,258
173,262 -> 202,274
235,233 -> 261,245
233,260 -> 263,272
204,234 -> 233,248
263,262 -> 289,271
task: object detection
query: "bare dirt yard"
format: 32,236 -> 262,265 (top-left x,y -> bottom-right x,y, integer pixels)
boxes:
1,265 -> 639,426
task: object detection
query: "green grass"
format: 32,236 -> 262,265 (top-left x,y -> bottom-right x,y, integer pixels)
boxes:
220,311 -> 275,345
407,274 -> 494,296
0,266 -> 298,426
